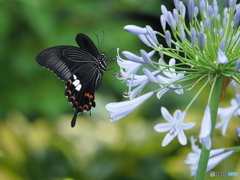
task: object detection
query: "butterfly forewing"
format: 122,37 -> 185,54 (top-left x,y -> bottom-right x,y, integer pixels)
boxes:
36,46 -> 98,81
36,33 -> 107,127
76,33 -> 100,58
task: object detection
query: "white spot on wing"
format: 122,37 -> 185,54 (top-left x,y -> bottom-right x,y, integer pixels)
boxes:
73,79 -> 80,86
76,84 -> 82,91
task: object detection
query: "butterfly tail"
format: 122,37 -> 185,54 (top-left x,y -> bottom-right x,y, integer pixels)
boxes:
71,110 -> 79,127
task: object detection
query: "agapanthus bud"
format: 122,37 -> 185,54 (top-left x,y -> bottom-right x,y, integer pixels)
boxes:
218,28 -> 224,38
165,30 -> 172,47
124,25 -> 147,34
180,31 -> 186,42
173,0 -> 180,10
190,28 -> 196,46
140,49 -> 156,68
167,11 -> 177,30
205,18 -> 211,29
198,33 -> 205,51
229,0 -> 237,10
188,0 -> 195,22
217,49 -> 228,65
160,15 -> 166,31
233,10 -> 240,27
179,1 -> 186,18
208,6 -> 214,19
220,40 -> 226,51
146,25 -> 158,44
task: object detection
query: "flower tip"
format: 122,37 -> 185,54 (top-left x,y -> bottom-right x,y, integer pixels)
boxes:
217,49 -> 228,65
124,25 -> 147,34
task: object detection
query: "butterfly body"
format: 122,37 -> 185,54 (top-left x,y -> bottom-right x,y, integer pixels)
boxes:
36,33 -> 107,127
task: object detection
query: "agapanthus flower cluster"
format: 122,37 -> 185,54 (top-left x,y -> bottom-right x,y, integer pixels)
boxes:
106,0 -> 240,177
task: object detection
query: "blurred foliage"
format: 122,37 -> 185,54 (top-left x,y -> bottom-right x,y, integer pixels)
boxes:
0,0 -> 239,179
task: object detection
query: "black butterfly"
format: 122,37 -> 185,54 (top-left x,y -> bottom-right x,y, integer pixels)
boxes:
36,33 -> 107,127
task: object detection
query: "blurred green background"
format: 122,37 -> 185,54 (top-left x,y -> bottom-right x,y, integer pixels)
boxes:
0,0 -> 239,179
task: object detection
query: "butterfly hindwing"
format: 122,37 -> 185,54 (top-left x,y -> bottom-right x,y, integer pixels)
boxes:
36,33 -> 108,127
65,72 -> 97,127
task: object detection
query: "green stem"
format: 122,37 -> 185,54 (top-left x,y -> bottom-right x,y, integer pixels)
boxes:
195,74 -> 224,180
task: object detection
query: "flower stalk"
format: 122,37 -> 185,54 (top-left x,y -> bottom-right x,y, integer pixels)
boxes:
196,75 -> 223,180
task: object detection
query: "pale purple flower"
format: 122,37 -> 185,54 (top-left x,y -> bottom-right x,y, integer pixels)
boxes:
117,54 -> 142,80
161,5 -> 168,18
220,40 -> 226,51
179,1 -> 186,18
138,34 -> 158,47
109,0 -> 240,160
199,106 -> 212,150
173,9 -> 179,23
190,28 -> 196,46
160,15 -> 166,30
229,0 -> 237,10
217,49 -> 228,65
165,31 -> 172,47
117,49 -> 155,80
216,94 -> 240,135
233,9 -> 240,27
198,33 -> 205,51
124,25 -> 148,34
180,31 -> 186,42
230,80 -> 240,94
106,92 -> 154,122
143,68 -> 159,83
154,107 -> 195,146
124,25 -> 159,47
123,74 -> 149,99
122,51 -> 145,63
140,49 -> 156,68
125,70 -> 160,99
188,0 -> 195,22
156,58 -> 185,99
208,6 -> 214,19
146,25 -> 158,45
166,11 -> 177,30
173,0 -> 180,10
185,137 -> 234,176
194,6 -> 199,17
204,18 -> 211,29
219,28 -> 224,38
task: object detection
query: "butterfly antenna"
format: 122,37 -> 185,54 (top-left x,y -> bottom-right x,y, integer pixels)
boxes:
95,34 -> 101,52
101,31 -> 105,52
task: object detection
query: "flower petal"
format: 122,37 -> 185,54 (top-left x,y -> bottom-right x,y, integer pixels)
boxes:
105,92 -> 154,121
122,51 -> 145,63
207,150 -> 234,172
157,88 -> 169,99
154,122 -> 175,132
162,133 -> 174,146
178,129 -> 187,145
199,106 -> 212,149
161,107 -> 175,122
182,122 -> 196,130
124,25 -> 147,34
